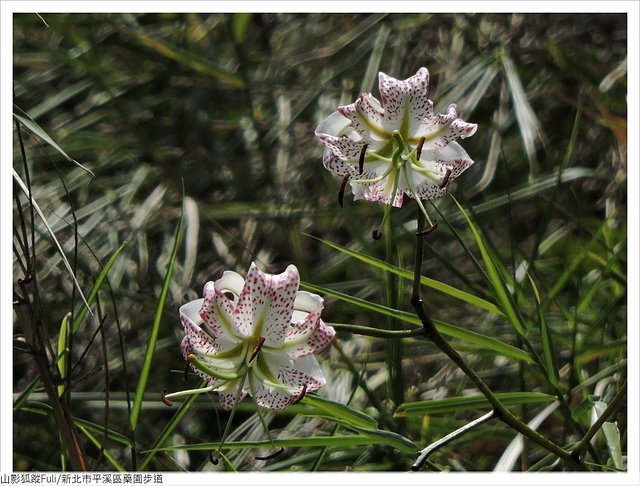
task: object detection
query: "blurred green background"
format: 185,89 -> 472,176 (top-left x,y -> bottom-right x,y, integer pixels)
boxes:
13,13 -> 627,472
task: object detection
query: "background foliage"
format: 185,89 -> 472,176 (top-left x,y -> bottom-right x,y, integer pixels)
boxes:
13,12 -> 627,472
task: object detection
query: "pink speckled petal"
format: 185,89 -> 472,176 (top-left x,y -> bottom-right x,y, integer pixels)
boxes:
283,309 -> 335,359
217,378 -> 248,411
261,265 -> 300,348
322,147 -> 357,177
419,104 -> 477,149
199,279 -> 238,340
317,133 -> 367,162
293,290 -> 324,315
250,354 -> 326,410
379,67 -> 432,134
337,93 -> 386,141
413,142 -> 474,200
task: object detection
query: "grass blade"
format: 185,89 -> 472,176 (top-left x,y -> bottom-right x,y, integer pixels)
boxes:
139,382 -> 204,471
451,195 -> 528,337
56,313 -> 71,397
14,105 -> 95,178
76,424 -> 127,472
305,234 -> 503,316
395,392 -> 556,417
13,168 -> 93,316
527,274 -> 559,386
154,434 -> 416,454
130,207 -> 184,430
301,282 -> 532,363
71,239 -> 129,332
301,394 -> 378,430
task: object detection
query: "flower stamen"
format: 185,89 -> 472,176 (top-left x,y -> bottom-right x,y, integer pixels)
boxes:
249,337 -> 266,363
416,221 -> 439,237
358,143 -> 369,175
255,447 -> 285,461
438,169 -> 452,189
291,383 -> 308,405
338,174 -> 350,207
416,136 -> 426,161
161,388 -> 173,407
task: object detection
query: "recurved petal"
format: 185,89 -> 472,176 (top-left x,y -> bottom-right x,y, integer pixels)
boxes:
420,104 -> 477,149
180,299 -> 242,366
414,143 -> 474,200
293,290 -> 324,315
337,93 -> 386,140
199,281 -> 237,340
250,353 -> 326,410
316,133 -> 367,162
322,148 -> 357,177
283,310 -> 335,358
315,110 -> 352,138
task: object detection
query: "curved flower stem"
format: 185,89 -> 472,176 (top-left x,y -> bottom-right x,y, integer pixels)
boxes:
412,410 -> 496,471
411,206 -> 588,471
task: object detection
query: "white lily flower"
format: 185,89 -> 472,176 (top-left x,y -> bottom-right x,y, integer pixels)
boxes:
164,263 -> 335,411
315,67 -> 477,207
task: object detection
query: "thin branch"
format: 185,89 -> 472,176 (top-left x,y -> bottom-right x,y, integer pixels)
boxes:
410,202 -> 587,471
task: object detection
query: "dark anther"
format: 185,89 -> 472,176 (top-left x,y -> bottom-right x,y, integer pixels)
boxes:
358,143 -> 369,175
438,169 -> 452,189
161,389 -> 173,407
255,447 -> 285,461
416,137 -> 426,161
416,221 -> 438,237
249,337 -> 266,363
291,384 -> 307,405
209,452 -> 219,465
338,175 -> 350,207
372,229 -> 383,240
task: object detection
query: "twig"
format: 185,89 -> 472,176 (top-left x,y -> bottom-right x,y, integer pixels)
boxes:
410,206 -> 587,471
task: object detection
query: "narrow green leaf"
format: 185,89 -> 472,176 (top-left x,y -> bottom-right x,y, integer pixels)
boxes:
340,425 -> 417,454
232,13 -> 253,42
21,403 -> 133,447
451,196 -> 528,336
14,105 -> 94,178
56,312 -> 71,397
301,394 -> 378,430
301,282 -> 532,363
127,29 -> 244,88
154,434 -> 415,454
13,169 -> 92,316
602,422 -> 624,470
395,392 -> 556,417
305,234 -> 503,316
76,424 -> 126,472
544,222 -> 607,307
130,210 -> 184,430
139,382 -> 204,471
72,239 -> 129,332
527,274 -> 559,385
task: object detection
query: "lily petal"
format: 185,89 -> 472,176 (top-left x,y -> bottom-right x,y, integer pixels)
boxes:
250,354 -> 326,410
379,67 -> 431,134
284,310 -> 335,358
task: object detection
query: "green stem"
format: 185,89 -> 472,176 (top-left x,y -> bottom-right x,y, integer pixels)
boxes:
411,206 -> 587,471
